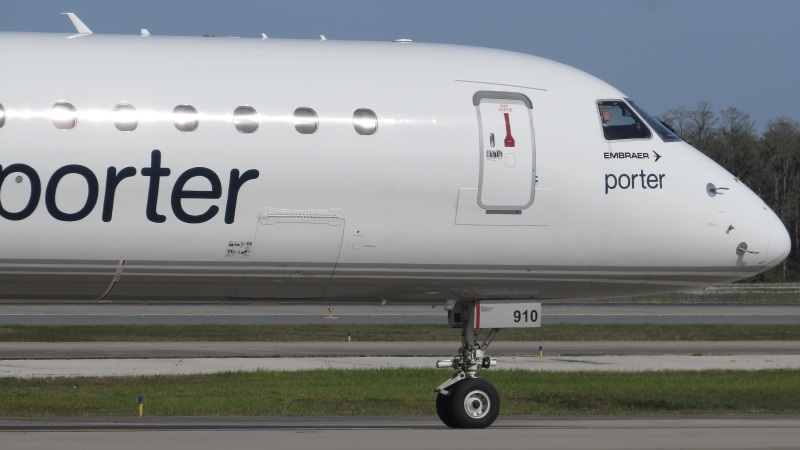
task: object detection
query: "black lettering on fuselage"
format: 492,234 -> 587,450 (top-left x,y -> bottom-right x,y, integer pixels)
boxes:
603,152 -> 650,159
141,149 -> 172,223
45,165 -> 99,221
171,167 -> 222,224
0,150 -> 260,224
0,164 -> 41,220
102,166 -> 137,222
225,169 -> 260,224
605,170 -> 665,194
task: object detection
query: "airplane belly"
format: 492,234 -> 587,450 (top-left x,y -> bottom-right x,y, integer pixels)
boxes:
0,268 -> 114,300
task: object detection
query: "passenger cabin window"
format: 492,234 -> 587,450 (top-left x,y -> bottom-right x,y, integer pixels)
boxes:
353,108 -> 378,135
0,103 -> 5,128
598,100 -> 650,141
233,106 -> 258,134
112,103 -> 138,132
174,105 -> 199,132
52,101 -> 77,130
293,107 -> 318,134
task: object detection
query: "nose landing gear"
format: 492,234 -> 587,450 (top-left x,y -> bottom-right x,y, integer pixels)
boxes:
435,300 -> 502,428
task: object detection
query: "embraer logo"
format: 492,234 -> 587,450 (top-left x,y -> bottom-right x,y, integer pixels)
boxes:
0,150 -> 259,224
603,151 -> 662,161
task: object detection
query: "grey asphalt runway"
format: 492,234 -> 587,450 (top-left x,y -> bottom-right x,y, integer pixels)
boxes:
4,354 -> 800,378
3,302 -> 800,324
2,416 -> 799,450
3,341 -> 799,377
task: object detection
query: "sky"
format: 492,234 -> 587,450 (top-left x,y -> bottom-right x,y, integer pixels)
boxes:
1,0 -> 798,132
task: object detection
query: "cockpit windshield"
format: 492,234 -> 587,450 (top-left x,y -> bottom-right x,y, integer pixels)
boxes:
597,100 -> 651,141
626,99 -> 682,142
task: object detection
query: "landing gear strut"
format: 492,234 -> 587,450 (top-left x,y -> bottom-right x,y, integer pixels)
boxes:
435,300 -> 501,428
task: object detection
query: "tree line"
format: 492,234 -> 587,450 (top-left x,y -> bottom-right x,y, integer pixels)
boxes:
659,102 -> 800,281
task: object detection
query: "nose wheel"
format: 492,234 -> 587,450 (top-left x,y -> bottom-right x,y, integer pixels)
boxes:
436,378 -> 500,428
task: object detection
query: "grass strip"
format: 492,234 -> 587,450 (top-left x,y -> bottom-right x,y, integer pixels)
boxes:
2,324 -> 800,342
1,369 -> 798,417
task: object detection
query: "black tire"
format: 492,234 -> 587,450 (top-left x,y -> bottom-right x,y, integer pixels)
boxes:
449,378 -> 500,429
435,392 -> 458,428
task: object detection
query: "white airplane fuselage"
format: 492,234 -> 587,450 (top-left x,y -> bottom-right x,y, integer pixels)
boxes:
0,32 -> 791,303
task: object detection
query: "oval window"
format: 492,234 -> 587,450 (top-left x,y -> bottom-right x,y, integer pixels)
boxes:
113,103 -> 138,132
293,107 -> 318,134
52,101 -> 77,130
353,108 -> 378,135
233,106 -> 259,134
0,103 -> 5,128
174,105 -> 199,132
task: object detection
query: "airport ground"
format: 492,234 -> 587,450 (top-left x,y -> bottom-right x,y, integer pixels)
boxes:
2,416 -> 800,450
3,302 -> 800,325
3,301 -> 800,376
2,295 -> 800,449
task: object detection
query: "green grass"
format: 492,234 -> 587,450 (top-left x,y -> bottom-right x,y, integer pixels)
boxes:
1,369 -> 798,417
2,323 -> 800,342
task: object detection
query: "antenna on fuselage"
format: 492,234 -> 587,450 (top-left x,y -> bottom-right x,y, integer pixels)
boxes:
61,12 -> 93,35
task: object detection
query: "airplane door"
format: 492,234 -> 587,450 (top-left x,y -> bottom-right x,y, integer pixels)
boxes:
473,91 -> 536,211
235,208 -> 345,299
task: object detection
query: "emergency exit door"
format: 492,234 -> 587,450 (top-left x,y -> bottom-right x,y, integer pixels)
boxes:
473,91 -> 536,211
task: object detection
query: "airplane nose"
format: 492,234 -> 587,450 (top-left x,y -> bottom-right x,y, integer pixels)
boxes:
766,208 -> 791,268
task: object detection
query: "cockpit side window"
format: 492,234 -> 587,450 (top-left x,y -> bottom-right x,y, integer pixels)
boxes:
627,99 -> 682,142
597,100 -> 651,141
